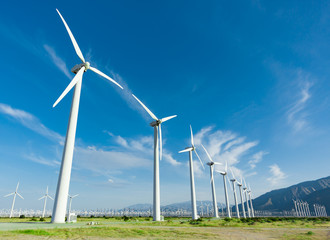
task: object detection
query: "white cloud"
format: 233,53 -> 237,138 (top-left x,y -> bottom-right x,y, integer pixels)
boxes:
248,151 -> 268,169
24,154 -> 60,167
286,72 -> 313,132
267,164 -> 286,186
194,126 -> 260,178
44,44 -> 72,79
0,103 -> 64,144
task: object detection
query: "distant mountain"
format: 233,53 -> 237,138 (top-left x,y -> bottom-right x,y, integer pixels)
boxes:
252,176 -> 330,212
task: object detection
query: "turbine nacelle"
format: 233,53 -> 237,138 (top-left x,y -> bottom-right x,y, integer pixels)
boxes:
150,120 -> 161,127
207,162 -> 214,166
71,62 -> 90,74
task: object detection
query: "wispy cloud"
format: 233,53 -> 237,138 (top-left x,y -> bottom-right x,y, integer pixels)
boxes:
194,126 -> 260,178
44,44 -> 72,79
0,103 -> 64,144
267,164 -> 286,186
248,151 -> 268,169
24,154 -> 60,167
287,76 -> 313,132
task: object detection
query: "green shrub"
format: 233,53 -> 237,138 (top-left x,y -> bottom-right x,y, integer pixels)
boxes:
39,217 -> 46,222
19,215 -> 25,218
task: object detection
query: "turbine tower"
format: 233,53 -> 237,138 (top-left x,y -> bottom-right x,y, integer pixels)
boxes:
201,144 -> 222,218
4,182 -> 24,218
216,162 -> 231,218
132,94 -> 176,221
51,9 -> 123,223
39,186 -> 54,218
179,125 -> 204,220
237,178 -> 246,218
229,168 -> 240,218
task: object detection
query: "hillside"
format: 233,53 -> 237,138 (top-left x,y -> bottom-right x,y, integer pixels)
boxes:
252,176 -> 330,211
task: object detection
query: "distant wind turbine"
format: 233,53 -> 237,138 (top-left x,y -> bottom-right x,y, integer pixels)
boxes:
243,178 -> 251,218
67,194 -> 79,217
39,186 -> 54,218
51,9 -> 123,224
216,161 -> 231,218
179,125 -> 204,220
229,168 -> 240,218
4,182 -> 24,218
201,144 -> 222,218
247,183 -> 255,217
237,177 -> 246,218
132,94 -> 176,221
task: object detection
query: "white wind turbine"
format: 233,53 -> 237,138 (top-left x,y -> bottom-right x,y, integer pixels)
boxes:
4,182 -> 24,218
179,125 -> 204,220
216,161 -> 231,218
229,168 -> 240,218
247,183 -> 255,217
51,9 -> 123,223
243,178 -> 251,217
39,186 -> 54,218
67,194 -> 79,217
237,177 -> 246,218
201,144 -> 222,218
132,94 -> 176,221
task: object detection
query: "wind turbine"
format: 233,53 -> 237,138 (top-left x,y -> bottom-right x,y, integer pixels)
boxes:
247,183 -> 255,217
51,9 -> 123,223
4,182 -> 24,218
201,144 -> 222,218
39,186 -> 54,218
68,194 -> 79,217
179,125 -> 204,220
132,94 -> 176,221
216,161 -> 231,218
237,177 -> 246,218
229,168 -> 240,218
243,178 -> 251,217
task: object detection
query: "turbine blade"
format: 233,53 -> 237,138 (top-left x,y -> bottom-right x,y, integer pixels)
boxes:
213,162 -> 222,165
89,67 -> 123,89
39,196 -> 46,200
215,170 -> 225,175
46,186 -> 48,194
131,94 -> 158,120
4,192 -> 14,198
201,144 -> 213,162
161,115 -> 177,123
16,182 -> 20,191
56,9 -> 85,63
190,125 -> 194,146
194,149 -> 204,169
225,160 -> 228,172
72,194 -> 79,198
178,147 -> 193,153
53,67 -> 85,107
230,168 -> 235,179
48,196 -> 54,200
17,193 -> 24,200
159,124 -> 162,161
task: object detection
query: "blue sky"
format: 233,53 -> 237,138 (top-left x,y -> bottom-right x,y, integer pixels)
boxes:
0,0 -> 329,210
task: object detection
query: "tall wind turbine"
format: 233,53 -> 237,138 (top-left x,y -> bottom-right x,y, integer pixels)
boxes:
132,94 -> 176,221
243,178 -> 251,218
237,177 -> 246,218
4,182 -> 24,218
179,125 -> 204,220
229,168 -> 240,218
51,9 -> 123,223
216,162 -> 231,218
247,184 -> 255,217
39,186 -> 54,218
201,144 -> 222,218
68,194 -> 79,217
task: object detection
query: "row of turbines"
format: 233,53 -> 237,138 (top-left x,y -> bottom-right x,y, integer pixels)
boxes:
293,199 -> 328,217
4,182 -> 78,219
47,8 -> 260,223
